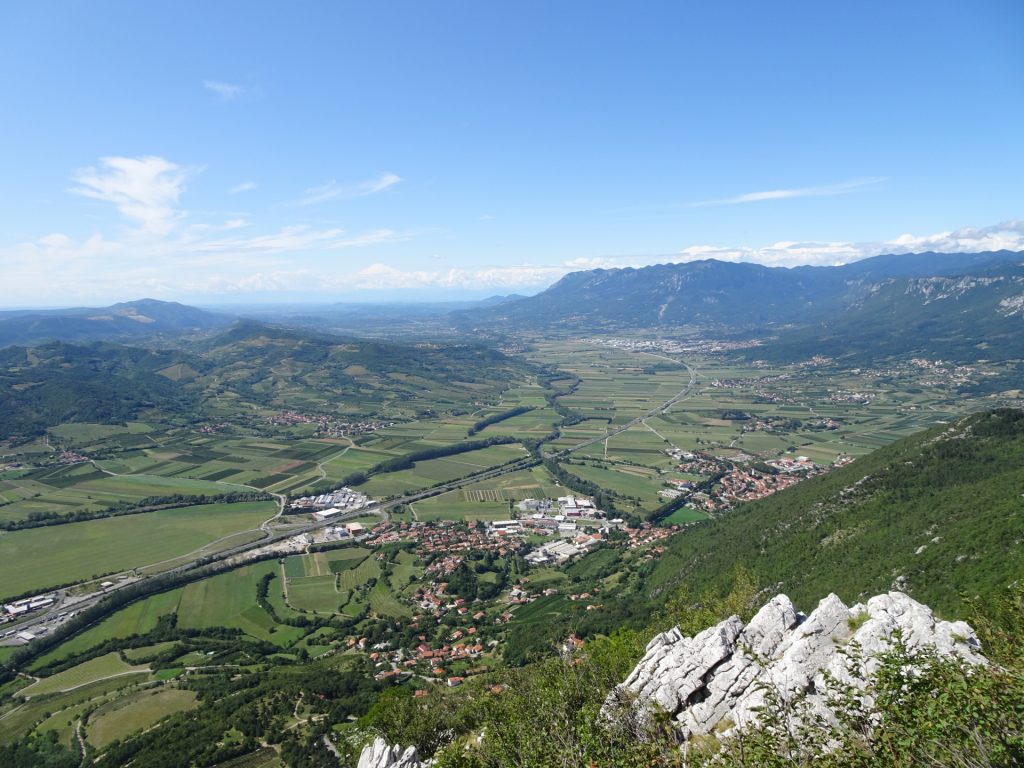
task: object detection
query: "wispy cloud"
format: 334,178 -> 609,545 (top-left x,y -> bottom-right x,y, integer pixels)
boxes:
197,225 -> 408,255
687,177 -> 886,207
291,173 -> 402,206
71,156 -> 188,235
203,80 -> 244,100
230,181 -> 257,194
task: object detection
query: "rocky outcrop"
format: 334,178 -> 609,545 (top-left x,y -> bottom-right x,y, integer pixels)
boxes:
609,591 -> 985,741
357,737 -> 428,768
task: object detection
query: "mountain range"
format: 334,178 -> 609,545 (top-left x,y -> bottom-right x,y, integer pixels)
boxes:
455,249 -> 1024,361
2,250 -> 1022,365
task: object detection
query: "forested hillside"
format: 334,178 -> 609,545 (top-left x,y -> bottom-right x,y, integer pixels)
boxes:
0,342 -> 200,437
0,323 -> 534,436
0,299 -> 231,347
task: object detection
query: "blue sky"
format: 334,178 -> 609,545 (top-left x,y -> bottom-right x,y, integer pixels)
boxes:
1,1 -> 1022,305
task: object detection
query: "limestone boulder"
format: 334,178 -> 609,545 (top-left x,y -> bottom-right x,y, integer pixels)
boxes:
609,591 -> 985,741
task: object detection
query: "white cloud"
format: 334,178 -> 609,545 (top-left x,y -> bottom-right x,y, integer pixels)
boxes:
688,177 -> 886,207
885,220 -> 1024,254
230,181 -> 257,194
71,156 -> 188,235
291,173 -> 402,206
203,80 -> 244,100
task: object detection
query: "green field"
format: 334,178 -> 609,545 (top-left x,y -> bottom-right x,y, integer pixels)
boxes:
18,653 -> 149,698
1,675 -> 146,745
287,576 -> 343,614
411,496 -> 511,521
663,507 -> 710,524
0,501 -> 275,599
87,687 -> 198,748
177,560 -> 305,646
32,589 -> 184,668
368,580 -> 411,617
358,442 -> 528,498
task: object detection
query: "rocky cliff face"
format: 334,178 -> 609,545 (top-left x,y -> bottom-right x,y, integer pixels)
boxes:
356,737 -> 428,768
607,591 -> 985,741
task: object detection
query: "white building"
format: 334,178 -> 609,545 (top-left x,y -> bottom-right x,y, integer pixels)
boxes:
314,507 -> 343,521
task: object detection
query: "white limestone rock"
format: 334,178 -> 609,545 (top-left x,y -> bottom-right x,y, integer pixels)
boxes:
357,737 -> 428,768
609,591 -> 985,742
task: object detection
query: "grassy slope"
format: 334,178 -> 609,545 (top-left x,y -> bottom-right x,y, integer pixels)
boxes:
646,408 -> 1024,618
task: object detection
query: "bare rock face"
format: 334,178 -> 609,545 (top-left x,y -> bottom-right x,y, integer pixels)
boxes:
357,737 -> 428,768
610,591 -> 985,741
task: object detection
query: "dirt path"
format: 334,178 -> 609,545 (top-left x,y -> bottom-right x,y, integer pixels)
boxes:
279,561 -> 291,603
21,668 -> 149,699
315,443 -> 354,483
74,718 -> 87,763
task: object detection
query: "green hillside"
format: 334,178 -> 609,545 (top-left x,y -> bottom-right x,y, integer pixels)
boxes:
0,323 -> 533,437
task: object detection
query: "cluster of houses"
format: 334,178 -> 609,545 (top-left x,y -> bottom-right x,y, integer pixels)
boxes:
579,337 -> 761,355
368,638 -> 488,683
765,456 -> 818,474
368,520 -> 526,558
265,411 -> 394,437
715,466 -> 810,504
662,446 -> 834,513
623,523 -> 678,549
910,358 -> 981,388
828,390 -> 874,405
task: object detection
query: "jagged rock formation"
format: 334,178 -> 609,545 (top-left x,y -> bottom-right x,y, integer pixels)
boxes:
609,591 -> 985,741
357,737 -> 428,768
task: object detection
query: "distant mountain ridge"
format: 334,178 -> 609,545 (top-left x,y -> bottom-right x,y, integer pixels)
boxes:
453,249 -> 1023,330
452,249 -> 1024,361
753,259 -> 1024,363
0,299 -> 232,347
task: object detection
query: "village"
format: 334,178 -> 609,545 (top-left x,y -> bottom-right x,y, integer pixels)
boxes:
317,493 -> 685,687
265,411 -> 395,437
661,446 -> 830,513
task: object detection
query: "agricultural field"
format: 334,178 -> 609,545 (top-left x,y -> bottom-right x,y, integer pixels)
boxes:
177,560 -> 305,646
409,465 -> 563,521
32,589 -> 184,668
86,687 -> 199,748
1,675 -> 150,747
0,430 -> 354,523
17,652 -> 149,698
358,442 -> 529,499
516,340 -> 1005,517
0,501 -> 276,599
266,545 -> 413,619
